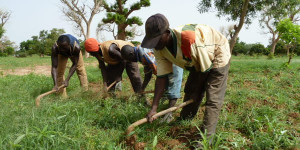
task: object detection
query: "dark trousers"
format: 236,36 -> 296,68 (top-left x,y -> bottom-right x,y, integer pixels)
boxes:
180,64 -> 229,137
107,61 -> 142,93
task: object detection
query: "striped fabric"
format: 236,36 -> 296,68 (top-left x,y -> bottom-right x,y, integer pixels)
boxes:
154,24 -> 231,76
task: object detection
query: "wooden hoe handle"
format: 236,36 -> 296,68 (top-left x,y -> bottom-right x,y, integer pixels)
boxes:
126,99 -> 194,135
35,85 -> 65,107
106,81 -> 117,91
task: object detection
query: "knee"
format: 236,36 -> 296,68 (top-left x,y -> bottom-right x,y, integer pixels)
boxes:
206,98 -> 224,110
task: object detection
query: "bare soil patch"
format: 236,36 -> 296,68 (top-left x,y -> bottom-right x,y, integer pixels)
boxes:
0,62 -> 98,77
0,65 -> 51,76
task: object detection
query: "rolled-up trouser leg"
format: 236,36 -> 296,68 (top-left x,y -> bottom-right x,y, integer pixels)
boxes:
125,61 -> 143,93
202,64 -> 229,137
180,69 -> 208,120
76,51 -> 88,91
57,54 -> 68,97
165,64 -> 183,100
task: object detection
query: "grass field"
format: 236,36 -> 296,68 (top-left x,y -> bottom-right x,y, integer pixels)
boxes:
0,55 -> 299,149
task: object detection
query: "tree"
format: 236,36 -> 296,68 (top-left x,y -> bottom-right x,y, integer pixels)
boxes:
273,40 -> 286,55
220,24 -> 235,41
60,0 -> 104,57
249,43 -> 268,56
39,28 -> 65,56
18,28 -> 65,57
0,9 -> 11,28
0,36 -> 15,56
277,18 -> 300,64
0,9 -> 11,53
232,39 -> 247,55
198,0 -> 273,54
19,40 -> 35,56
100,0 -> 150,40
0,26 -> 4,39
259,0 -> 300,57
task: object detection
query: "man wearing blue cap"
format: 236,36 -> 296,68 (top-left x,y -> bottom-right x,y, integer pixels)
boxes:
51,34 -> 88,97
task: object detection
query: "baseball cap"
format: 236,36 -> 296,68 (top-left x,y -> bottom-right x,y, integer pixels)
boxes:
84,38 -> 100,52
141,13 -> 169,48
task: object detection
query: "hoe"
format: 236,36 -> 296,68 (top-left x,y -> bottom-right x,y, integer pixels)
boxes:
35,81 -> 117,107
126,99 -> 194,145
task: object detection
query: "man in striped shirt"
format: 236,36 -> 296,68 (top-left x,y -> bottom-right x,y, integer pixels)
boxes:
142,13 -> 231,145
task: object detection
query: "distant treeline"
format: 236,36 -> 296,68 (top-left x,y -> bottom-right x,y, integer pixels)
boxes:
233,39 -> 300,56
0,28 -> 299,57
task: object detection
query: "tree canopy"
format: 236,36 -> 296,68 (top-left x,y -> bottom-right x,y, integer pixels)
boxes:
100,0 -> 150,40
259,0 -> 300,56
18,28 -> 65,57
277,18 -> 300,48
198,0 -> 273,53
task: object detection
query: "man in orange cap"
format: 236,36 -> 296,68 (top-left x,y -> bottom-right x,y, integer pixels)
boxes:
51,34 -> 88,97
84,38 -> 142,94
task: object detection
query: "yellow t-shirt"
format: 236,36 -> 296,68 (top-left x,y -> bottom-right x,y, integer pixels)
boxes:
100,40 -> 134,65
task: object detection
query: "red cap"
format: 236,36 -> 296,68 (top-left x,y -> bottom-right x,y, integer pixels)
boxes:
84,38 -> 100,52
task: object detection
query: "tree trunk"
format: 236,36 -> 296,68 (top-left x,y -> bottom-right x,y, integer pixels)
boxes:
85,23 -> 91,58
288,48 -> 294,65
270,42 -> 276,56
229,0 -> 250,54
269,33 -> 281,56
117,24 -> 127,40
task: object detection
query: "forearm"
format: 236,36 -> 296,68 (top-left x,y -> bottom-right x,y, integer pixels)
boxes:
65,64 -> 77,82
98,60 -> 108,87
142,71 -> 152,90
151,77 -> 167,111
51,67 -> 58,86
100,68 -> 108,87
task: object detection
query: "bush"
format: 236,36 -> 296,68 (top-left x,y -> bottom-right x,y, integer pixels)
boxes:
5,46 -> 15,55
15,51 -> 27,57
249,43 -> 268,56
0,52 -> 8,57
274,41 -> 286,55
233,41 -> 247,55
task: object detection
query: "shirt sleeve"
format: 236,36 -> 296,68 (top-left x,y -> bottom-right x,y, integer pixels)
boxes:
154,49 -> 173,77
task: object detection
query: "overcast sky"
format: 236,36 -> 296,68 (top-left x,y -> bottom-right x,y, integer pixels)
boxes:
1,0 -> 271,49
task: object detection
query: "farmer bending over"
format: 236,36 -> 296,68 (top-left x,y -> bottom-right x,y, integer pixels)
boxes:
121,45 -> 183,123
142,14 -> 231,146
51,34 -> 88,97
84,38 -> 142,93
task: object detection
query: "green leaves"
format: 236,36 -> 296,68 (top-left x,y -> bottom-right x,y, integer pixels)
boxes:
13,134 -> 26,145
152,135 -> 157,149
102,0 -> 151,40
277,18 -> 300,45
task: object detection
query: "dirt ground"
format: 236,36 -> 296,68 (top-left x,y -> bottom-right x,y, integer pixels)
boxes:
0,65 -> 51,76
0,62 -> 98,76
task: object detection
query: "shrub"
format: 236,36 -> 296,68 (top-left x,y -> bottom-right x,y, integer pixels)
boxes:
249,43 -> 268,55
0,52 -> 8,57
15,51 -> 27,57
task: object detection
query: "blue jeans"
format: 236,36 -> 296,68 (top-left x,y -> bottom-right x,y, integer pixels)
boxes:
165,64 -> 183,99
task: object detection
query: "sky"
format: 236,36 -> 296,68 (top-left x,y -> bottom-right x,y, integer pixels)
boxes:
0,0 -> 271,49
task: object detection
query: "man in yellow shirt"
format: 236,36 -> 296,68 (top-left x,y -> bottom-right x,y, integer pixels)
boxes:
84,38 -> 142,94
141,14 -> 231,145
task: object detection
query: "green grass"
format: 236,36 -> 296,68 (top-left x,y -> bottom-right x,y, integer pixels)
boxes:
0,55 -> 51,69
0,56 -> 299,149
